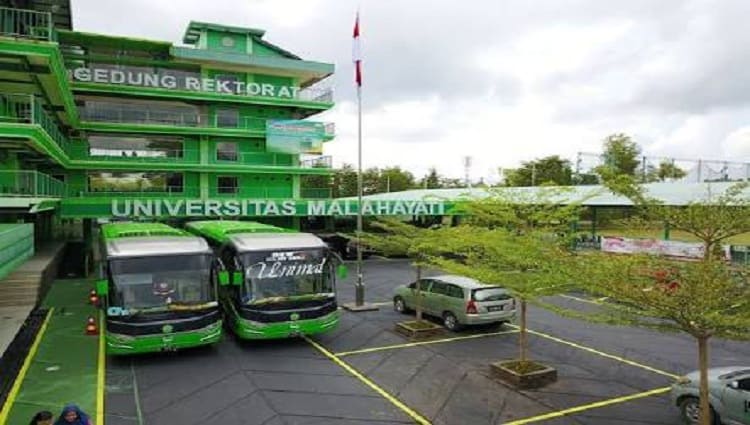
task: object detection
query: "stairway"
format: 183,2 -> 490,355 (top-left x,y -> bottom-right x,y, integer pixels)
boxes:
0,242 -> 65,308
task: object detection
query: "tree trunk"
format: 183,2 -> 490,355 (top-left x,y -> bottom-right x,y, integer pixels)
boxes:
415,264 -> 423,321
697,335 -> 711,425
519,298 -> 528,363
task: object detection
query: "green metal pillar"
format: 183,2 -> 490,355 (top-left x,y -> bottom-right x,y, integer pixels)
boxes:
663,222 -> 671,240
591,207 -> 597,237
83,218 -> 93,274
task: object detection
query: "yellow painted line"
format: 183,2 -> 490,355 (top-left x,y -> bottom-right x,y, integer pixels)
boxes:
371,301 -> 393,307
503,386 -> 671,424
337,329 -> 519,357
304,336 -> 431,425
0,308 -> 54,425
508,324 -> 680,379
559,294 -> 602,305
97,310 -> 105,425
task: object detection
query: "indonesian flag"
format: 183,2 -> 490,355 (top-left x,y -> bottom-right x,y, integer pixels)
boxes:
353,12 -> 362,87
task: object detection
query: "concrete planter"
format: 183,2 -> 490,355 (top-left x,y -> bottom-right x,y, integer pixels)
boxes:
394,320 -> 444,340
490,360 -> 557,390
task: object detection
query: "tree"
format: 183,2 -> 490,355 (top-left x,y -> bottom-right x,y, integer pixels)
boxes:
362,167 -> 381,195
576,255 -> 749,425
595,133 -> 642,180
423,188 -> 582,374
332,164 -> 358,197
360,219 -> 435,324
379,167 -> 415,193
420,167 -> 442,189
504,156 -> 573,187
656,160 -> 687,181
573,181 -> 750,425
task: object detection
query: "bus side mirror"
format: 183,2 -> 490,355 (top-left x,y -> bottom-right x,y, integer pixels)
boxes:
96,279 -> 108,296
232,271 -> 243,286
337,265 -> 348,279
218,271 -> 231,286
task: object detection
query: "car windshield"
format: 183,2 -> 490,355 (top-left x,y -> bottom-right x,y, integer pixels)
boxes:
109,254 -> 213,310
242,248 -> 333,304
472,287 -> 512,301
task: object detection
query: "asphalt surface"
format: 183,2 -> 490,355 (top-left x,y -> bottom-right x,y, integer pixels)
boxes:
104,259 -> 750,425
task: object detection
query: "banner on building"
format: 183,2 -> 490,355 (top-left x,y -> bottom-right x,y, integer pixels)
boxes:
266,120 -> 326,155
601,237 -> 730,260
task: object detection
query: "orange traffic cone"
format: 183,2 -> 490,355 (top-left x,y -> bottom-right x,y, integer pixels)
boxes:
85,316 -> 98,335
88,289 -> 99,305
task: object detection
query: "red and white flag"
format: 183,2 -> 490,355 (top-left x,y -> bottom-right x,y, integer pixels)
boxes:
352,12 -> 362,87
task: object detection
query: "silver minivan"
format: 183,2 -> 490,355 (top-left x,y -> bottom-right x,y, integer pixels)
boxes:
393,275 -> 516,331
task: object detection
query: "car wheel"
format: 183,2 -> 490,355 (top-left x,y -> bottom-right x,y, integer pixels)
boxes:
393,297 -> 408,314
679,397 -> 716,425
443,312 -> 462,332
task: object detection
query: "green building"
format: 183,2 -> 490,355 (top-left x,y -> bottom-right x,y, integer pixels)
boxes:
0,1 -> 337,242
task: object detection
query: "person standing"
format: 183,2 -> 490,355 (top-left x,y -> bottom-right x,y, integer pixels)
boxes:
54,404 -> 92,425
29,411 -> 53,425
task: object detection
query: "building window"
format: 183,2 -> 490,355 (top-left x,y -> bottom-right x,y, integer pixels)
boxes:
216,142 -> 238,161
88,134 -> 183,158
88,172 -> 183,193
217,176 -> 238,194
216,109 -> 239,128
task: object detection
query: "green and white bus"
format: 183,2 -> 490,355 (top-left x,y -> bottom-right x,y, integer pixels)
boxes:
96,222 -> 222,355
185,221 -> 343,339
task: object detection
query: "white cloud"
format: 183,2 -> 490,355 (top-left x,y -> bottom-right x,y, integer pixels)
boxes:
70,0 -> 750,181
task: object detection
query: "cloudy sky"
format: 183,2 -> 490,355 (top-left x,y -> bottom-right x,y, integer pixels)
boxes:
72,0 -> 750,182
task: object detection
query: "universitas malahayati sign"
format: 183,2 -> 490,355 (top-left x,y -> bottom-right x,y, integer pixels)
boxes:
110,199 -> 448,218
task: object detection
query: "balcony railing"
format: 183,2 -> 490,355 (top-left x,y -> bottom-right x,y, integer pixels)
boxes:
74,186 -> 295,198
300,155 -> 333,169
68,147 -> 321,168
0,7 -> 56,41
0,94 -> 71,154
79,106 -> 335,136
0,171 -> 65,197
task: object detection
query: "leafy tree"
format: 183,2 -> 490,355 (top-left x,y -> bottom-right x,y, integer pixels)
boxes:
575,255 -> 749,425
574,180 -> 750,425
362,167 -> 381,195
595,133 -> 642,180
379,166 -> 415,193
423,189 -> 582,371
504,156 -> 573,187
420,167 -> 442,189
361,219 -> 434,323
656,160 -> 687,181
332,164 -> 358,197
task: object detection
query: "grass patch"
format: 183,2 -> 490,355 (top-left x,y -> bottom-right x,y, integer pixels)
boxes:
400,320 -> 441,330
499,360 -> 549,374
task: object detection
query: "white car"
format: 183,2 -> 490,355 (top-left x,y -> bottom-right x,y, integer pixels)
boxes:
670,366 -> 750,425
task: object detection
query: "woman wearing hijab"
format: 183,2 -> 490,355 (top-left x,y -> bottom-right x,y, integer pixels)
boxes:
54,404 -> 92,425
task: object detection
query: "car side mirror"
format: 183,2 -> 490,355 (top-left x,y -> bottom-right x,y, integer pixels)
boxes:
96,279 -> 108,296
729,381 -> 739,389
337,264 -> 348,279
218,271 -> 231,286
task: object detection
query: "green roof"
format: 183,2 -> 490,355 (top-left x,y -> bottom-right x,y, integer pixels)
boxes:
57,30 -> 172,54
101,222 -> 190,240
183,21 -> 265,44
185,220 -> 293,244
342,182 -> 750,207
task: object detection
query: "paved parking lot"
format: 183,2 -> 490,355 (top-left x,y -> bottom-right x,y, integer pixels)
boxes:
104,259 -> 750,425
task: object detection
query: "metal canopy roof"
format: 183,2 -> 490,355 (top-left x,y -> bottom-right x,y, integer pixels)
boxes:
344,182 -> 750,207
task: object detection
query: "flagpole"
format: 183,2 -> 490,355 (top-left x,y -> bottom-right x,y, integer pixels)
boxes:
355,83 -> 364,306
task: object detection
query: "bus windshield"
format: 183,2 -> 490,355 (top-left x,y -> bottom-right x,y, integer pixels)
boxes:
242,248 -> 333,304
109,254 -> 213,310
